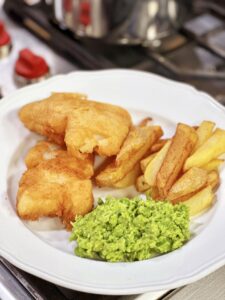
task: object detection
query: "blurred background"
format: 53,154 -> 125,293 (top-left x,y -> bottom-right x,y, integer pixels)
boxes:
1,0 -> 225,101
1,1 -> 225,299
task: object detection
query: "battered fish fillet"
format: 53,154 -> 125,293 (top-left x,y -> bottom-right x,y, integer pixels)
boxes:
19,93 -> 88,145
95,125 -> 163,187
17,140 -> 94,229
25,140 -> 94,179
17,161 -> 93,229
25,140 -> 61,168
65,106 -> 131,157
19,93 -> 132,156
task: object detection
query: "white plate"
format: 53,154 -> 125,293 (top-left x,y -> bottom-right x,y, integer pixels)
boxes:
1,70 -> 225,296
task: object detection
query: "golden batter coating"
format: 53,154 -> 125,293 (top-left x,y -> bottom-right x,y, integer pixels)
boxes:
25,140 -> 94,179
17,160 -> 93,229
17,140 -> 94,229
19,93 -> 132,156
65,105 -> 131,157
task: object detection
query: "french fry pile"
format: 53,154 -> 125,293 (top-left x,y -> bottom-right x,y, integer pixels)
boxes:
136,121 -> 225,216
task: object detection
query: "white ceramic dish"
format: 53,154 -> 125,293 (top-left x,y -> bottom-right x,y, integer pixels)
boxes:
1,70 -> 225,295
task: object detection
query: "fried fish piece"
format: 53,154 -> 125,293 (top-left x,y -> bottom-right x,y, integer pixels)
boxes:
65,105 -> 131,157
19,93 -> 132,156
17,159 -> 93,229
25,140 -> 61,169
19,93 -> 88,145
95,125 -> 163,187
25,140 -> 94,179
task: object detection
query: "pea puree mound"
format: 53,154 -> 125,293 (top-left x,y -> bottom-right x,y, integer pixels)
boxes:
70,196 -> 190,262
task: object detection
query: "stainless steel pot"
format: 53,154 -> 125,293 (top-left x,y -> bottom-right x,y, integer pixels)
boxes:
53,0 -> 188,45
53,0 -> 135,38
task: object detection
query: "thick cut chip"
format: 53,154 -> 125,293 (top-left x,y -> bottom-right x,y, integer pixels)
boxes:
147,186 -> 160,199
202,159 -> 224,172
207,170 -> 220,190
136,175 -> 150,192
150,139 -> 169,153
95,126 -> 163,187
138,117 -> 152,127
17,160 -> 93,229
183,186 -> 214,217
25,141 -> 94,179
136,177 -> 160,199
184,128 -> 225,171
115,126 -> 163,165
140,153 -> 157,173
156,123 -> 197,198
193,121 -> 215,151
144,140 -> 171,186
167,167 -> 208,203
112,163 -> 141,188
19,93 -> 132,156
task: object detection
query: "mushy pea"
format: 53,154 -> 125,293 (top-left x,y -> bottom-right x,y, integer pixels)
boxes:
70,196 -> 190,262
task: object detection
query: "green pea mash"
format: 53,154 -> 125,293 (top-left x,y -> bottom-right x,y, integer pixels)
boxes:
70,196 -> 190,262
